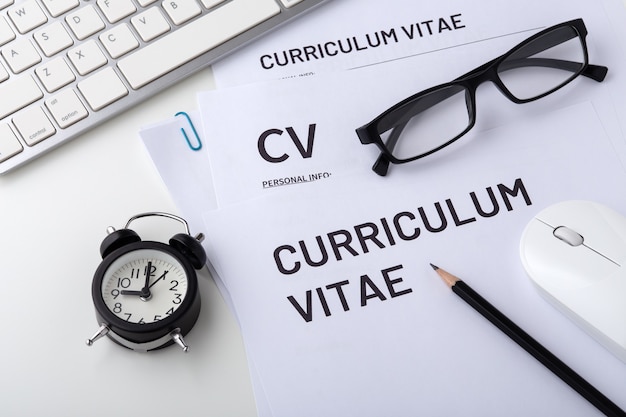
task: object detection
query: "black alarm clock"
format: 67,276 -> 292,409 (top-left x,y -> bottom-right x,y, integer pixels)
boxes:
86,212 -> 206,352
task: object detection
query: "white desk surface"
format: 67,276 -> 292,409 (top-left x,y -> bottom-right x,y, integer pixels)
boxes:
0,68 -> 258,416
3,2 -> 626,415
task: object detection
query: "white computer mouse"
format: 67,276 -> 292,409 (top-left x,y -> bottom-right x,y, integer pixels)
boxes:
519,200 -> 626,363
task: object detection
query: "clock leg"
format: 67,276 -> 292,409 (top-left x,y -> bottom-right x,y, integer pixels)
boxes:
86,324 -> 110,346
170,329 -> 189,352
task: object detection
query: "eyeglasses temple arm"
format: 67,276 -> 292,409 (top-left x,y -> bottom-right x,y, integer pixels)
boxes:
583,64 -> 609,81
371,122 -> 407,176
372,154 -> 391,176
457,54 -> 607,83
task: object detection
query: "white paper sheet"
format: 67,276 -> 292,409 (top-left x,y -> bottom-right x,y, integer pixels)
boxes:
139,0 -> 626,415
202,102 -> 626,417
140,111 -> 217,232
212,0 -> 612,88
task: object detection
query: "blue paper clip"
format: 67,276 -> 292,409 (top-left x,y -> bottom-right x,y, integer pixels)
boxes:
175,111 -> 202,151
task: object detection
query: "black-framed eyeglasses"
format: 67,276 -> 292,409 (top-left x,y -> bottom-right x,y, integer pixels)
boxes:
356,18 -> 608,176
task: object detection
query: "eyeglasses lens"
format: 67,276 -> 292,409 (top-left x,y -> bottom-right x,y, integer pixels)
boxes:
497,26 -> 586,101
372,23 -> 588,164
378,84 -> 471,160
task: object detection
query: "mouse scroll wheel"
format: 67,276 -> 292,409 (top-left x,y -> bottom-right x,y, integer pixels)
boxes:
553,226 -> 584,246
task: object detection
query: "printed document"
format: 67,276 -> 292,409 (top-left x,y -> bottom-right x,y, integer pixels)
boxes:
202,102 -> 626,416
213,0 -> 615,87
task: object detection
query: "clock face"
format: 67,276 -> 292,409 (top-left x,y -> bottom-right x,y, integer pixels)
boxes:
100,248 -> 188,325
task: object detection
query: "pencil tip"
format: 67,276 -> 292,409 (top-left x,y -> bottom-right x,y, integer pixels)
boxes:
430,264 -> 458,288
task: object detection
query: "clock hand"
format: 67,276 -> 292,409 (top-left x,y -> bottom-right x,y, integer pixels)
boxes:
140,262 -> 153,296
148,271 -> 168,289
120,287 -> 152,301
120,289 -> 143,296
149,274 -> 165,288
121,263 -> 154,300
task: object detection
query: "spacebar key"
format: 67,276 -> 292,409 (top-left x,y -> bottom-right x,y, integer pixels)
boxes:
117,0 -> 280,89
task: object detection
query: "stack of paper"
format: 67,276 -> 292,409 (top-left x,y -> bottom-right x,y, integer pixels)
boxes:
141,0 -> 626,415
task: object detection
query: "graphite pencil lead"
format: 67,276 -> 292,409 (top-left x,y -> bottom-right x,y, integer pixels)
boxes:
431,265 -> 460,288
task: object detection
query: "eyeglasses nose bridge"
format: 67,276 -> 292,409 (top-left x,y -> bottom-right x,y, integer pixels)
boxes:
461,64 -> 520,127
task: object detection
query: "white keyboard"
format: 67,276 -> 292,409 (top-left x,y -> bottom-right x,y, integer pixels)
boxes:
0,0 -> 328,173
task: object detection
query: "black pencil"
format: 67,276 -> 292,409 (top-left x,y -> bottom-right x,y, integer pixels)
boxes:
430,263 -> 625,417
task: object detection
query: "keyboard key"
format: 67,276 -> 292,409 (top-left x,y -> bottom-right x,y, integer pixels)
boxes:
2,38 -> 41,73
0,75 -> 43,119
78,67 -> 128,111
68,39 -> 107,75
0,63 -> 8,81
41,0 -> 79,17
0,123 -> 23,162
162,0 -> 201,25
99,23 -> 139,58
97,0 -> 136,24
118,0 -> 280,89
34,21 -> 74,57
279,0 -> 304,7
36,56 -> 76,92
200,0 -> 226,9
7,0 -> 47,34
45,89 -> 88,128
0,0 -> 14,10
136,0 -> 158,7
66,5 -> 105,40
12,106 -> 56,145
0,16 -> 15,46
131,7 -> 170,42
